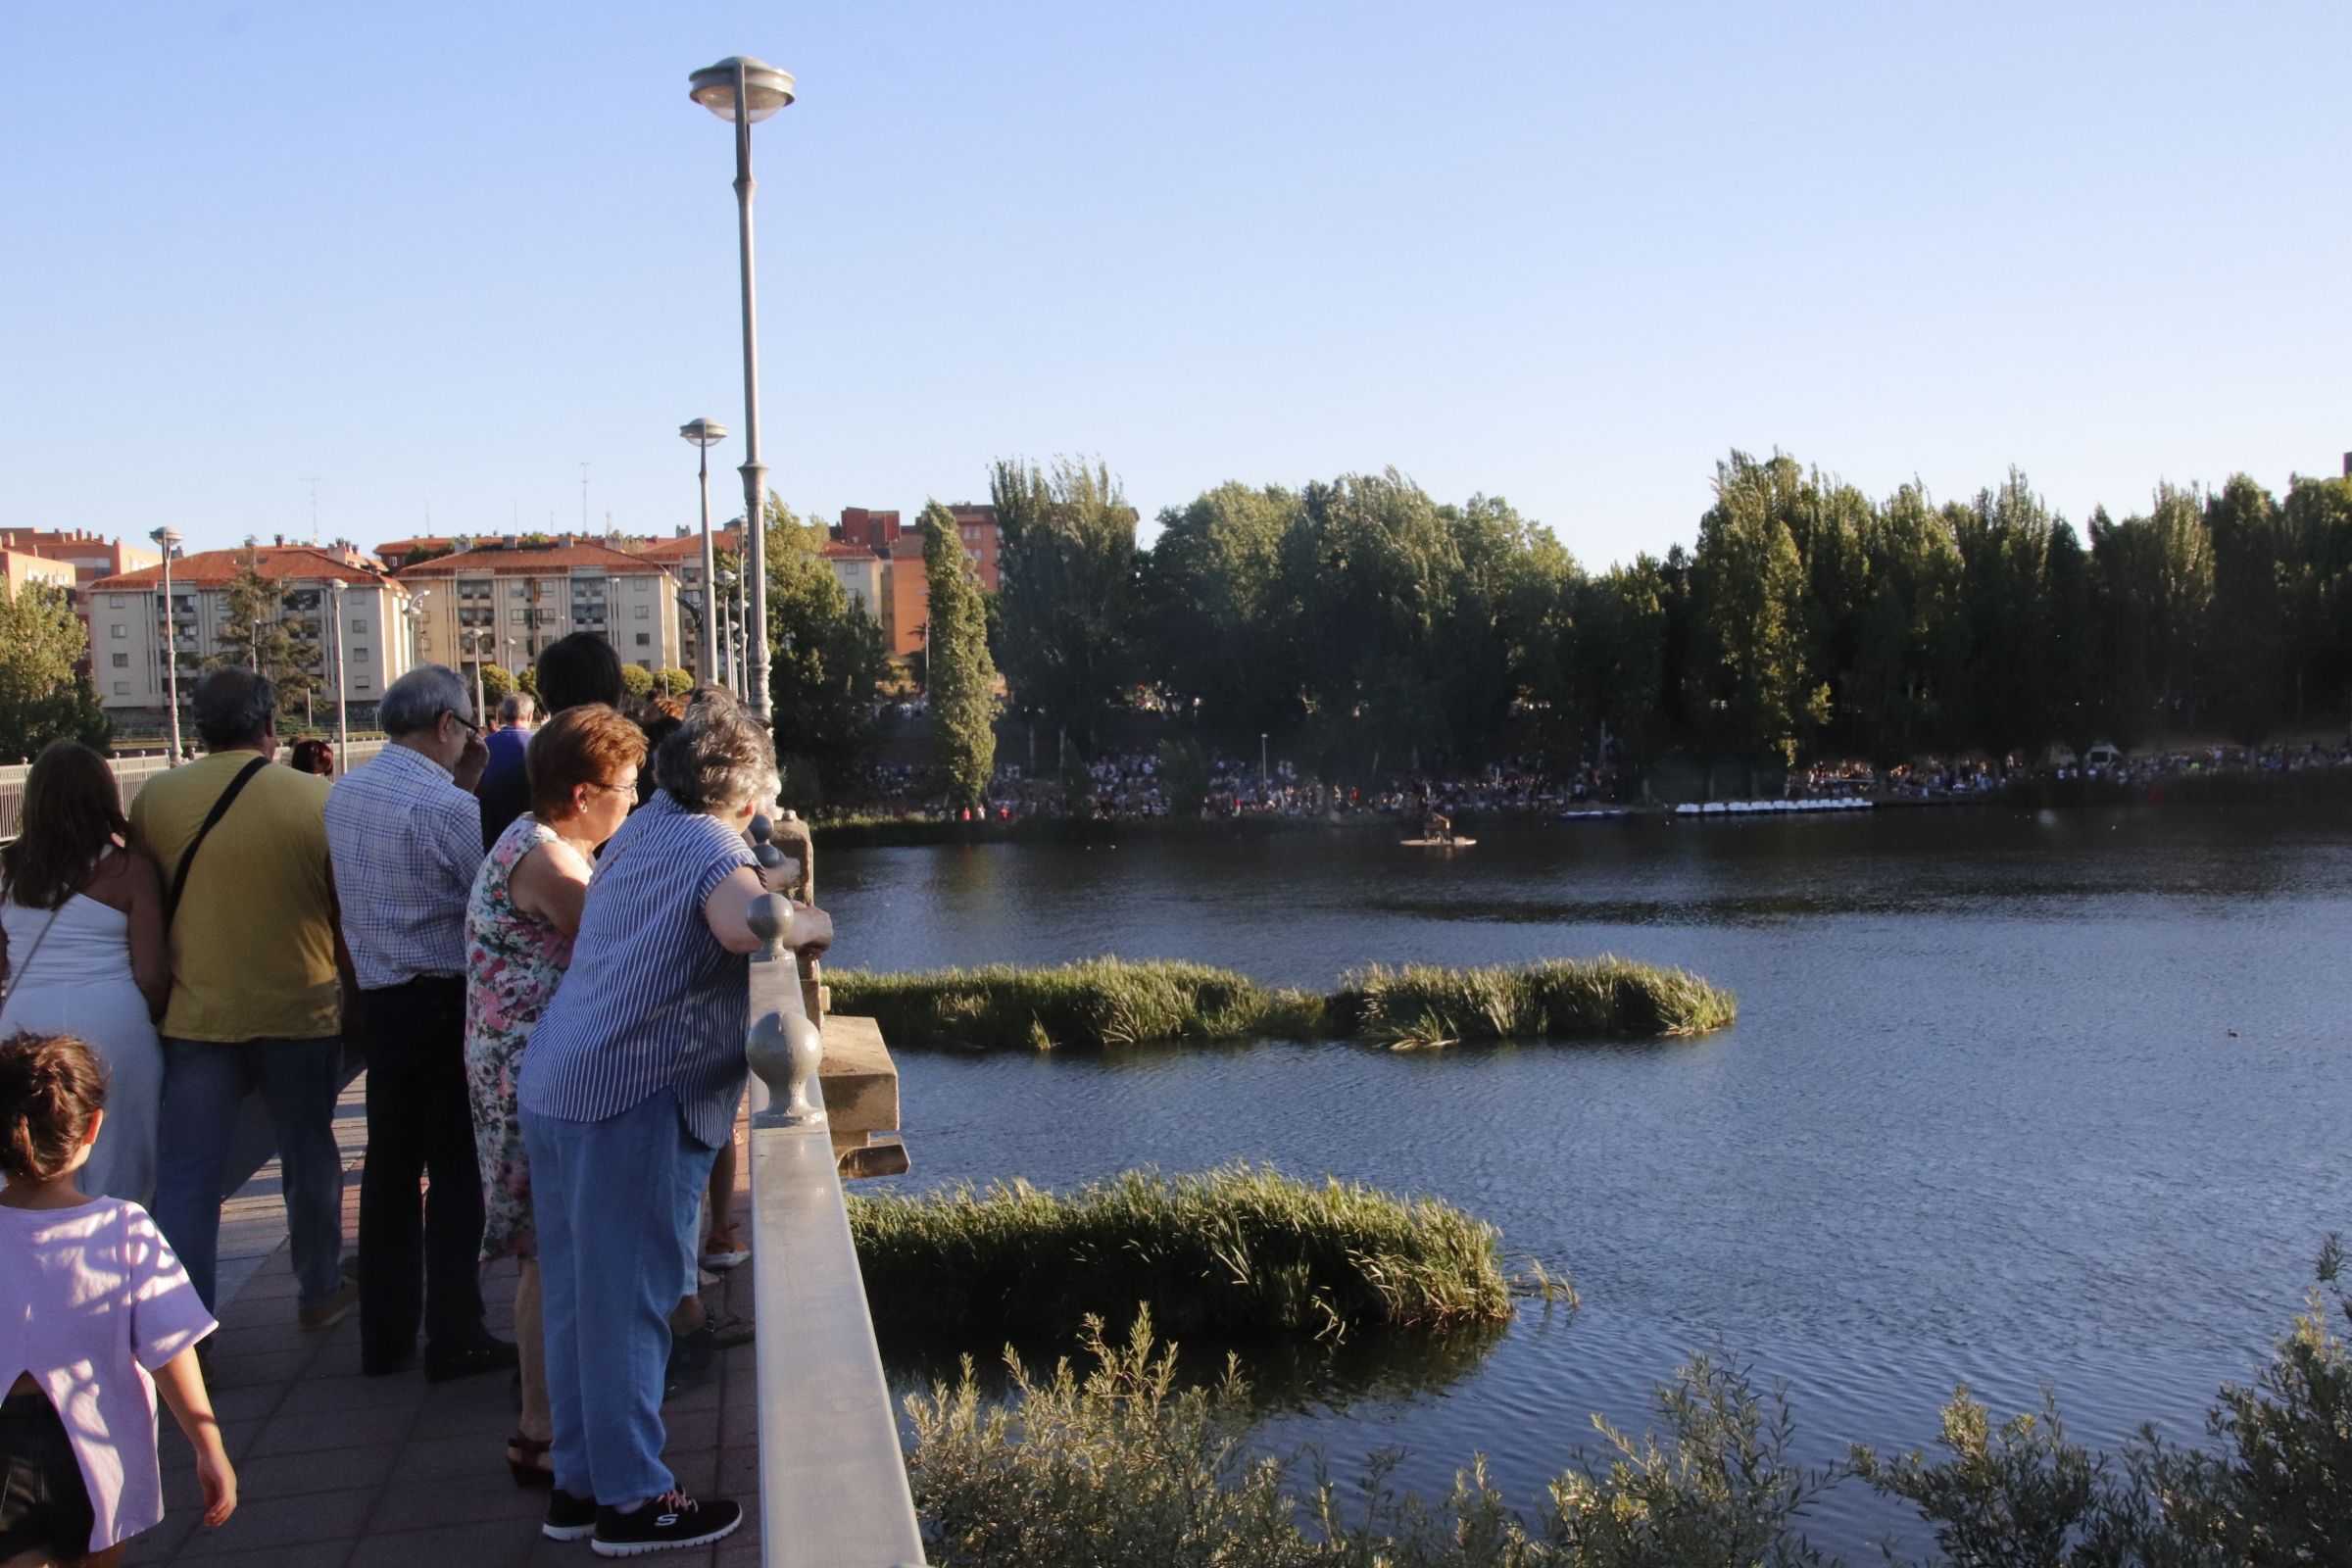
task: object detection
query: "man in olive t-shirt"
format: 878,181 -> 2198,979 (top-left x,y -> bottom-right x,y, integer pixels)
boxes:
131,667 -> 357,1330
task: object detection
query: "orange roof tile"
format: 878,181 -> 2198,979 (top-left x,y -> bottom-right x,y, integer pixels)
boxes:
639,530 -> 743,562
90,546 -> 397,592
391,541 -> 675,578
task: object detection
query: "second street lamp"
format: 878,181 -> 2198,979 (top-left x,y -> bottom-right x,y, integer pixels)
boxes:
328,578 -> 350,776
688,53 -> 795,724
151,527 -> 183,763
679,417 -> 728,684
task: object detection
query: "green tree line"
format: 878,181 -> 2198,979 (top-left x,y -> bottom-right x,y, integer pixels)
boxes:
976,451 -> 2352,791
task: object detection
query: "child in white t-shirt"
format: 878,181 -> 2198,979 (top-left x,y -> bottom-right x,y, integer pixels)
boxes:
0,1031 -> 236,1565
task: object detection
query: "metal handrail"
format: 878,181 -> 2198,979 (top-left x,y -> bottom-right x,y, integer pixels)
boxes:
742,815 -> 925,1567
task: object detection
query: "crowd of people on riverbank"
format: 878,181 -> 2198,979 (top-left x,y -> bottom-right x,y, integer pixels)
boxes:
836,733 -> 2352,825
0,637 -> 823,1560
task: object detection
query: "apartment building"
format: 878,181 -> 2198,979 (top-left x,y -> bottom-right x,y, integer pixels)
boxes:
636,526 -> 742,681
391,537 -> 682,675
1,528 -> 163,670
84,546 -> 411,722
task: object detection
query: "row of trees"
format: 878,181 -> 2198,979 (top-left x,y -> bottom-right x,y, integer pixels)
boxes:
924,452 -> 2352,791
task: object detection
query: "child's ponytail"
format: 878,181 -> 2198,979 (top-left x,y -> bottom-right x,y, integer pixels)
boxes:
0,1030 -> 108,1183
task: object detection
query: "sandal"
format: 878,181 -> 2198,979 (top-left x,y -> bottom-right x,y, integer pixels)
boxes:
702,1229 -> 751,1271
507,1433 -> 555,1490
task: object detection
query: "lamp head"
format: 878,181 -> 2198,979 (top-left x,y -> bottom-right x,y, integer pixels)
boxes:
151,526 -> 182,550
689,57 -> 794,122
680,417 -> 728,449
328,578 -> 346,597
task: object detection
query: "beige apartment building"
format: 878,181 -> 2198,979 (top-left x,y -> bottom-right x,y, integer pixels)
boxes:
85,546 -> 413,723
391,537 -> 682,676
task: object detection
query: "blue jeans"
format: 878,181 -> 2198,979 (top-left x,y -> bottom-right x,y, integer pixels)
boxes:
524,1092 -> 714,1506
151,1036 -> 347,1315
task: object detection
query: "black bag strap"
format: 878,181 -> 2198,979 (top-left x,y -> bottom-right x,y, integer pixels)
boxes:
166,756 -> 272,926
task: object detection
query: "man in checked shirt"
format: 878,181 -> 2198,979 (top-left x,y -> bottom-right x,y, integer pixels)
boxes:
323,664 -> 514,1380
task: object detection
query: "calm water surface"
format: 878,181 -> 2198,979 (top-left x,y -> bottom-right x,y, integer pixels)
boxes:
824,802 -> 2352,1556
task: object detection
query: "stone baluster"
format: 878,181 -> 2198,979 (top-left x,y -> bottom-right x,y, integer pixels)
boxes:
744,812 -> 825,1130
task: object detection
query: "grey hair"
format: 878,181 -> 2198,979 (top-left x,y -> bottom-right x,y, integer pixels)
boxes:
497,692 -> 536,726
654,692 -> 778,813
378,664 -> 472,738
192,666 -> 278,750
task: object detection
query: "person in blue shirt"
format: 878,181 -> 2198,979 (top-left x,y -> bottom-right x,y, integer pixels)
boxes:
478,693 -> 537,797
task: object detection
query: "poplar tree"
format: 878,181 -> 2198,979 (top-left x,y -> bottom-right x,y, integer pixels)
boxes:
921,500 -> 997,808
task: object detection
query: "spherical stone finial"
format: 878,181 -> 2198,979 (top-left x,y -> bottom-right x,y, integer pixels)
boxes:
745,891 -> 790,950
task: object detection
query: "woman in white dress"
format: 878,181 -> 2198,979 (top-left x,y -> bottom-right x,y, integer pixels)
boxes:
0,740 -> 170,1202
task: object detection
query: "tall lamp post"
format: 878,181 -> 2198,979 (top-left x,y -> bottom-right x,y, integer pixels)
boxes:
150,528 -> 183,762
327,578 -> 351,775
679,417 -> 728,684
688,54 -> 795,724
461,628 -> 487,725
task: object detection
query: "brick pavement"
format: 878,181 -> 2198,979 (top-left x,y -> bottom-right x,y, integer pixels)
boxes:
124,1075 -> 766,1567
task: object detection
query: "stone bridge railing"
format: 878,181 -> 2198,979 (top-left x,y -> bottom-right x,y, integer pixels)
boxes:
741,812 -> 925,1567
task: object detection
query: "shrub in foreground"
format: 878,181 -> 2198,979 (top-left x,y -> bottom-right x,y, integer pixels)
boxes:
906,1242 -> 2352,1566
828,955 -> 1733,1052
850,1163 -> 1513,1340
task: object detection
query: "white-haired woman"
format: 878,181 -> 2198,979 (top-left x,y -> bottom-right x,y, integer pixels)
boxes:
516,694 -> 829,1555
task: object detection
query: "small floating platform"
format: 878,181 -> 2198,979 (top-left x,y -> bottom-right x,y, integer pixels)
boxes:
1398,836 -> 1477,848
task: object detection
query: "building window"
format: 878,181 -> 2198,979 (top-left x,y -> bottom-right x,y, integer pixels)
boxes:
113,681 -> 128,695
511,583 -> 527,598
352,647 -> 368,662
512,610 -> 527,625
111,624 -> 125,639
350,617 -> 367,632
635,632 -> 651,647
109,595 -> 124,609
635,605 -> 649,620
111,652 -> 128,667
356,678 -> 371,691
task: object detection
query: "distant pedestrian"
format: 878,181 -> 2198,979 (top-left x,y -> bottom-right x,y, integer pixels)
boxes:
325,663 -> 512,1381
0,1032 -> 236,1562
477,691 -> 539,798
288,737 -> 335,777
0,742 -> 168,1203
518,693 -> 830,1554
132,668 -> 356,1333
478,636 -> 624,852
462,704 -> 645,1487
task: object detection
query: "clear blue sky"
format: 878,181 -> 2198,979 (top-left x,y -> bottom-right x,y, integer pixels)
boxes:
3,2 -> 2344,568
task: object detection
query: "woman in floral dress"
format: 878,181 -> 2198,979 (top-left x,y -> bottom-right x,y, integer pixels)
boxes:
463,704 -> 645,1487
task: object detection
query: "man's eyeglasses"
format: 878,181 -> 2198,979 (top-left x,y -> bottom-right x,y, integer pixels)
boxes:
447,710 -> 482,737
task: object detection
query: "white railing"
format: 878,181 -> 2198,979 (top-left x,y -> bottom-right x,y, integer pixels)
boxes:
742,815 -> 925,1568
0,740 -> 388,842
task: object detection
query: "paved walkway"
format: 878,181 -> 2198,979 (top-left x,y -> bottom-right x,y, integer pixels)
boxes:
125,1075 -> 764,1566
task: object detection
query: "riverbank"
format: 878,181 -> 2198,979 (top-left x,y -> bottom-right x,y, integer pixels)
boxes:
827,956 -> 1736,1051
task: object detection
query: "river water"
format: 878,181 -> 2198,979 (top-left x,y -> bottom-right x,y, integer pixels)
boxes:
823,800 -> 2352,1556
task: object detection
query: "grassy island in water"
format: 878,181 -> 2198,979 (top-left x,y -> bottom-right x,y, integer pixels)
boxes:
828,955 -> 1735,1052
849,1164 -> 1520,1340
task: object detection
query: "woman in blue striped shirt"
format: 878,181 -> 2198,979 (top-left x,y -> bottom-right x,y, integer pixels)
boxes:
517,694 -> 831,1555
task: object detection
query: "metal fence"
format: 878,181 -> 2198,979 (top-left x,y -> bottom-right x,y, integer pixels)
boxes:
0,741 -> 388,842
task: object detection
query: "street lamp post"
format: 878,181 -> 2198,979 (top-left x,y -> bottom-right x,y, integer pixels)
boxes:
328,578 -> 350,775
713,567 -> 738,692
151,528 -> 183,762
1261,732 -> 1269,782
679,418 -> 728,684
461,628 -> 487,725
688,55 -> 795,725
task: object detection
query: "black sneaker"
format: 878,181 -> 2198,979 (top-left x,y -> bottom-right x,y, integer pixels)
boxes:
592,1490 -> 742,1556
544,1487 -> 597,1542
422,1336 -> 519,1383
